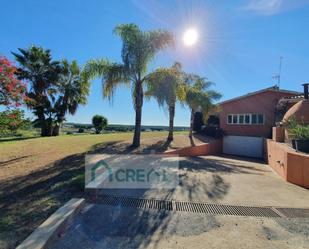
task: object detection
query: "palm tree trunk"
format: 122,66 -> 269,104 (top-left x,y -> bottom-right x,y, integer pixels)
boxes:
132,80 -> 143,147
52,124 -> 60,136
189,109 -> 194,137
53,115 -> 65,136
168,104 -> 175,141
46,120 -> 54,136
37,109 -> 47,137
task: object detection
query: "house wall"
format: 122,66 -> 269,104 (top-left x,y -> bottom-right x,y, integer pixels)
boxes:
219,91 -> 296,137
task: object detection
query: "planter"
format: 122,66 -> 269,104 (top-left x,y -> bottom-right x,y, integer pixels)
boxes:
292,139 -> 309,153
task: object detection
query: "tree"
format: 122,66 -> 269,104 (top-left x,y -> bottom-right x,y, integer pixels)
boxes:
13,46 -> 89,136
52,60 -> 90,136
84,24 -> 174,147
0,56 -> 27,107
92,115 -> 108,134
12,46 -> 62,136
183,75 -> 221,137
0,109 -> 31,136
193,111 -> 204,132
145,62 -> 185,141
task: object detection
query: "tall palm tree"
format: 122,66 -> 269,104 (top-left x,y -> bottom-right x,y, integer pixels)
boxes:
145,62 -> 185,141
52,60 -> 90,135
184,75 -> 221,137
83,24 -> 174,147
12,46 -> 62,136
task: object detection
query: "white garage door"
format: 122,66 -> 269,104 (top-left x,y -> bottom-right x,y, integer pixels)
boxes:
223,135 -> 264,158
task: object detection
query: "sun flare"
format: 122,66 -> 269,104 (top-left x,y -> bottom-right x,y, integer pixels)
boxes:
183,28 -> 198,46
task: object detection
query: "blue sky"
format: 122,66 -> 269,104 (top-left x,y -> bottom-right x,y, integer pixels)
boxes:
1,0 -> 309,126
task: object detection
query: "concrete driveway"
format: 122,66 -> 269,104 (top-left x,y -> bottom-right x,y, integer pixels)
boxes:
52,204 -> 309,249
51,156 -> 309,249
95,155 -> 309,207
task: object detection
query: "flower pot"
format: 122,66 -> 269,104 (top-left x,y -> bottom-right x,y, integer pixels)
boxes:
292,139 -> 309,153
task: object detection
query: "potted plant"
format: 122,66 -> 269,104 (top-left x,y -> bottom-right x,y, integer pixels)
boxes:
286,117 -> 309,153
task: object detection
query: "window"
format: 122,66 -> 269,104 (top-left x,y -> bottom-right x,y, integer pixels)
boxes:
239,115 -> 244,124
227,113 -> 264,125
258,114 -> 264,124
251,114 -> 257,124
245,114 -> 250,124
227,115 -> 232,124
233,115 -> 238,124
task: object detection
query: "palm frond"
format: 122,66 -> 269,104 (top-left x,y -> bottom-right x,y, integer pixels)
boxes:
83,59 -> 110,80
102,63 -> 130,100
145,64 -> 183,110
113,24 -> 174,79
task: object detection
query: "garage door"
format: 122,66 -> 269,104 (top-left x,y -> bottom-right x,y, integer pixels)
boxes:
223,135 -> 264,158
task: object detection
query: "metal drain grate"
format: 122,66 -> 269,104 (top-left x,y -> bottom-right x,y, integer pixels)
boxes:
175,201 -> 280,218
276,208 -> 309,218
94,195 -> 173,211
88,195 -> 309,218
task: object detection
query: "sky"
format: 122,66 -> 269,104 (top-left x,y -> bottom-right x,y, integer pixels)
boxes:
1,0 -> 309,126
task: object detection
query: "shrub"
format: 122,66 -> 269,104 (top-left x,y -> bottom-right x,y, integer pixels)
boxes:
289,125 -> 309,140
286,117 -> 309,140
201,126 -> 224,138
0,109 -> 31,136
92,115 -> 108,134
193,112 -> 204,132
78,128 -> 84,133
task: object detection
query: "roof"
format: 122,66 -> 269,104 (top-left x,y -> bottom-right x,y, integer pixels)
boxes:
278,94 -> 304,104
218,86 -> 301,105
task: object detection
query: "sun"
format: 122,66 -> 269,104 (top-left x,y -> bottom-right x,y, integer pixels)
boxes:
183,28 -> 198,46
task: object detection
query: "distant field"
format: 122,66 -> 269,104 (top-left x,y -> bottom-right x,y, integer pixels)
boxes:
0,131 -> 190,249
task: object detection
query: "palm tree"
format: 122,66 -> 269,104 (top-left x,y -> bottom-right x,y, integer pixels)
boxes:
183,75 -> 221,137
52,60 -> 90,136
13,47 -> 89,136
145,62 -> 185,141
83,24 -> 174,147
12,46 -> 62,136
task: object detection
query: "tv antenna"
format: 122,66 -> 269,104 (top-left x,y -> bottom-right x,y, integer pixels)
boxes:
272,56 -> 283,88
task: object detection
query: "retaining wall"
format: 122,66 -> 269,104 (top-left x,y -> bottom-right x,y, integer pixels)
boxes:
266,139 -> 309,189
164,139 -> 222,157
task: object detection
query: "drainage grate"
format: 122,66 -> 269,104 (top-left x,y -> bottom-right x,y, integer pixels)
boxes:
276,208 -> 309,218
93,195 -> 173,211
88,195 -> 309,218
175,201 -> 280,218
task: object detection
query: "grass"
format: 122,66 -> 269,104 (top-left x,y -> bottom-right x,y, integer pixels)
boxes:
0,131 -> 190,249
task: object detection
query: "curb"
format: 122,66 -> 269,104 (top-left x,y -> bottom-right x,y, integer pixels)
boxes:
16,198 -> 85,249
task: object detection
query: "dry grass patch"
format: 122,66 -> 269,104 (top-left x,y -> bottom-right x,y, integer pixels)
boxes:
0,131 -> 199,249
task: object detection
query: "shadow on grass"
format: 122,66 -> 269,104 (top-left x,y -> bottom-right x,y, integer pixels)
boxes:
89,139 -> 172,154
0,137 -> 245,249
0,155 -> 33,167
0,136 -> 40,143
0,138 -> 175,248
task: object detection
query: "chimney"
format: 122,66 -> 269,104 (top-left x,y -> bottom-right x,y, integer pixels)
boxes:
303,83 -> 309,100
